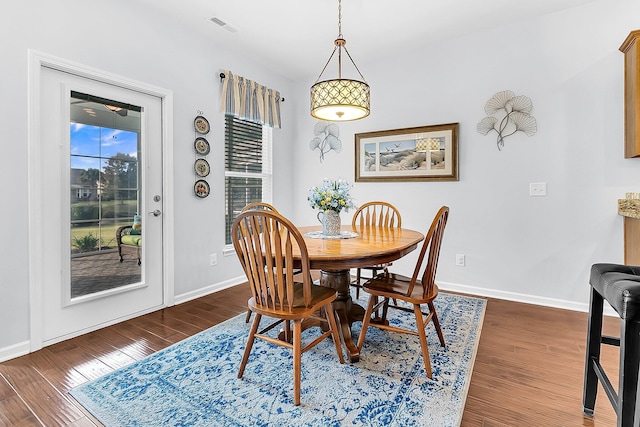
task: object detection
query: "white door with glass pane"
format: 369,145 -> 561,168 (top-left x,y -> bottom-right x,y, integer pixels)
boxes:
34,63 -> 165,346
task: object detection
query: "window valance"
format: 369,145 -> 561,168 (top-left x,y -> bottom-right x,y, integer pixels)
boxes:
219,70 -> 281,128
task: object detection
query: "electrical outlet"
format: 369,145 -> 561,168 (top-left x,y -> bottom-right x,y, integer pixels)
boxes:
529,182 -> 547,196
210,253 -> 217,266
455,254 -> 465,267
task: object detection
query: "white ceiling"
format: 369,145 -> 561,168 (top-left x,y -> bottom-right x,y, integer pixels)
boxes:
140,0 -> 599,81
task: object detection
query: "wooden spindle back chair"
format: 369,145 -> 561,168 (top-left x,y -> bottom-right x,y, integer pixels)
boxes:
350,201 -> 402,299
232,210 -> 344,405
352,201 -> 402,229
242,201 -> 278,212
241,202 -> 279,323
356,206 -> 450,378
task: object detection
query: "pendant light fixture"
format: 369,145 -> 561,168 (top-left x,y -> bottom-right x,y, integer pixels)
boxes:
310,0 -> 370,122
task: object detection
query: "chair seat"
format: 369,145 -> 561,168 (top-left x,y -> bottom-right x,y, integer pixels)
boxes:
360,263 -> 390,270
590,263 -> 640,320
248,282 -> 337,319
363,273 -> 438,304
121,235 -> 142,246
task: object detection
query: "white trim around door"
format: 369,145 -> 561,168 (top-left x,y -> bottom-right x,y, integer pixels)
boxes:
27,50 -> 175,351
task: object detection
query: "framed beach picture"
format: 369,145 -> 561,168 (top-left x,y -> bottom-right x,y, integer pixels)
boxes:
355,123 -> 459,182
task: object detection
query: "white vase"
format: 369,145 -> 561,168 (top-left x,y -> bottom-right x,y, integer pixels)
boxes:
317,211 -> 341,236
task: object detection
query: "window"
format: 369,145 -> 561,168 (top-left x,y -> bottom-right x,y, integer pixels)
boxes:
224,115 -> 273,245
69,91 -> 141,256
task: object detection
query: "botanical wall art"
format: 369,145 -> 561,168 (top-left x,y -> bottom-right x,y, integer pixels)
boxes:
355,123 -> 459,182
477,90 -> 537,150
310,121 -> 341,162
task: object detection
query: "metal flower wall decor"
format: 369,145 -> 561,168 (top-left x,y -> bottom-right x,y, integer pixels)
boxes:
310,121 -> 342,162
477,90 -> 537,150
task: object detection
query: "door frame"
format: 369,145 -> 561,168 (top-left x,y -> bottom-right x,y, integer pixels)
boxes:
27,50 -> 175,351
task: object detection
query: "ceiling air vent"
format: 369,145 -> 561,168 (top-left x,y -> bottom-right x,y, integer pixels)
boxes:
209,17 -> 238,33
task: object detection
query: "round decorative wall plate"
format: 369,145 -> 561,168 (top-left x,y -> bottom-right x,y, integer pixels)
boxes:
194,180 -> 210,198
194,158 -> 210,177
194,116 -> 210,134
194,137 -> 210,155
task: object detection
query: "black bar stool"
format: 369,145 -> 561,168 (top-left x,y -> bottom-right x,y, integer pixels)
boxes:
583,263 -> 640,426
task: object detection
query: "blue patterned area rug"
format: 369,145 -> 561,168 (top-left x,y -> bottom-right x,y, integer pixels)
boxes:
70,292 -> 486,427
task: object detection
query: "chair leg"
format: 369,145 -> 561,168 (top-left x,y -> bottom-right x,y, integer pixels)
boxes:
355,268 -> 362,299
381,266 -> 398,307
583,286 -> 603,416
357,297 -> 376,350
370,268 -> 380,317
618,318 -> 640,425
238,313 -> 261,378
413,303 -> 433,378
283,320 -> 292,343
427,301 -> 446,347
324,305 -> 345,364
292,319 -> 302,406
381,297 -> 390,323
244,308 -> 252,323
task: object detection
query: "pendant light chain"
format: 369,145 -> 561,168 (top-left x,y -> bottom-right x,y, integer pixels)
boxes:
337,0 -> 343,80
338,0 -> 342,38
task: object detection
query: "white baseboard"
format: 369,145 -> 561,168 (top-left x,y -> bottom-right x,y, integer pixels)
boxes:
438,280 -> 618,317
1,277 -> 618,363
0,341 -> 30,363
0,277 -> 248,364
173,275 -> 247,305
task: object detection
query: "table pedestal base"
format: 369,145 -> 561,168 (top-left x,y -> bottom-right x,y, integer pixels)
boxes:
320,269 -> 364,362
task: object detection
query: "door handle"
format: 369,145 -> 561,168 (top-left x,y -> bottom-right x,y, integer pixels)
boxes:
150,210 -> 162,217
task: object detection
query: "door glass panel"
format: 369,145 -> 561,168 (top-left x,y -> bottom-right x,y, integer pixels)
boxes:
70,91 -> 142,298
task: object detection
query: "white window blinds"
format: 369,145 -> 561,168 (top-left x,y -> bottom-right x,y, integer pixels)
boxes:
224,115 -> 273,244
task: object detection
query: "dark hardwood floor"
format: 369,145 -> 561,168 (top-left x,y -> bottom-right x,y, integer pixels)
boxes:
0,284 -> 618,426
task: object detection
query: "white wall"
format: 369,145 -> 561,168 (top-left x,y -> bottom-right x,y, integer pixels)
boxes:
1,0 -> 638,358
289,0 -> 640,309
0,0 -> 293,354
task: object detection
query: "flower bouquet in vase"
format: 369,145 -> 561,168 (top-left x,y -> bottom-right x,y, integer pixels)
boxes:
308,178 -> 356,236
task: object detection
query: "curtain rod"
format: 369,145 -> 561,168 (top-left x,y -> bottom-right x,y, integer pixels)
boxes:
219,72 -> 284,102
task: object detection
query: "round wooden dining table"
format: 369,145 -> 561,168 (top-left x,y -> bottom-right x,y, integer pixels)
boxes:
296,225 -> 424,362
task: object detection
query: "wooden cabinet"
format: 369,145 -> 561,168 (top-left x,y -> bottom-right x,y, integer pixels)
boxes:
620,30 -> 640,158
619,197 -> 640,264
624,217 -> 640,265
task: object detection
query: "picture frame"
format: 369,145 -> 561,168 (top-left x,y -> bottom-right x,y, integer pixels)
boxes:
355,123 -> 459,182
